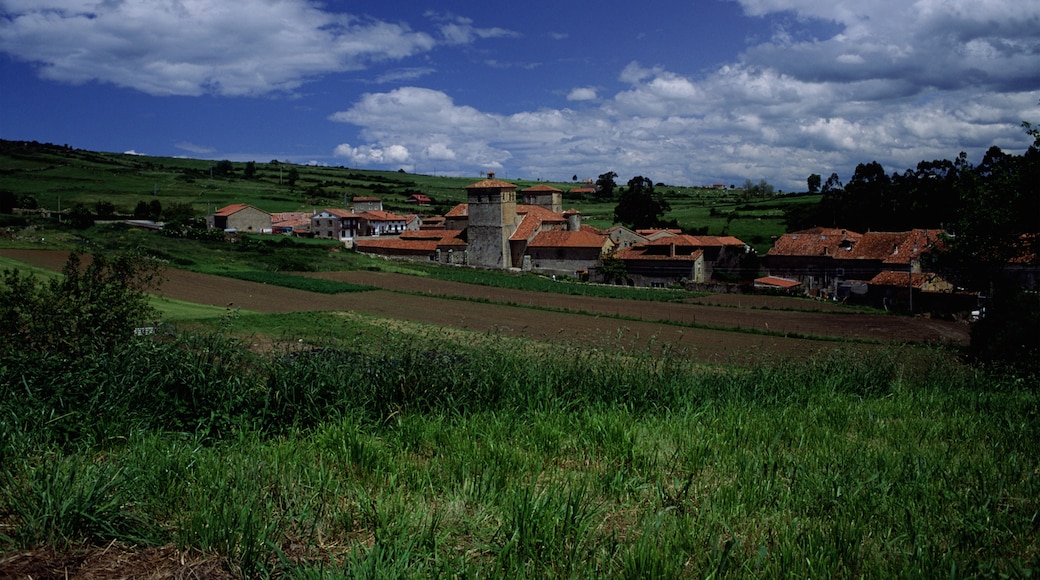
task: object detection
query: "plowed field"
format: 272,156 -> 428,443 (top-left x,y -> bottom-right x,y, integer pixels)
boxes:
1,249 -> 969,364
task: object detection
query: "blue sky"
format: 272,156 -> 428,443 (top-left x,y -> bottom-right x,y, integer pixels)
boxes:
2,0 -> 1038,191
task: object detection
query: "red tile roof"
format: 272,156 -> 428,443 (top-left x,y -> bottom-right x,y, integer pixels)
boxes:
528,229 -> 609,249
614,247 -> 704,262
444,203 -> 468,218
755,276 -> 801,289
466,178 -> 516,189
522,184 -> 563,192
213,203 -> 256,217
642,234 -> 746,247
355,210 -> 406,222
316,208 -> 354,218
766,228 -> 863,256
844,229 -> 943,264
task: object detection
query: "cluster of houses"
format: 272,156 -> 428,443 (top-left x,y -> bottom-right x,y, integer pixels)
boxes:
205,176 -> 1036,313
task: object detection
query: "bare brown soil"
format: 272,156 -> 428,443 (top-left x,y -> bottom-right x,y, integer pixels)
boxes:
1,249 -> 968,365
0,544 -> 234,580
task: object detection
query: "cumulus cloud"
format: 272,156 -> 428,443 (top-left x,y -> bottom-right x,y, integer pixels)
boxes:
0,0 -> 437,96
334,143 -> 411,165
329,0 -> 1038,188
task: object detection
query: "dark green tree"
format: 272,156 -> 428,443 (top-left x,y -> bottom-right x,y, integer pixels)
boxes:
613,176 -> 671,230
68,203 -> 94,229
244,160 -> 257,179
0,190 -> 15,214
213,160 -> 234,177
598,256 -> 629,285
94,200 -> 117,219
595,171 -> 618,200
807,173 -> 821,194
937,126 -> 1040,377
287,167 -> 300,188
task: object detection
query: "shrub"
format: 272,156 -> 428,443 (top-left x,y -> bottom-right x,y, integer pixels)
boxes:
0,251 -> 162,358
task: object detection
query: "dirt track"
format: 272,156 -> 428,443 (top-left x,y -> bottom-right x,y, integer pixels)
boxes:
1,249 -> 969,364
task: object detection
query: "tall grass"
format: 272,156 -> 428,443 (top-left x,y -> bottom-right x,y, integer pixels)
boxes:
1,323 -> 1037,576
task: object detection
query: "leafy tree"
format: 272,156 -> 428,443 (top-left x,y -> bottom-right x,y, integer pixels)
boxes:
613,176 -> 671,230
807,173 -> 821,194
0,190 -> 15,214
68,203 -> 94,229
843,161 -> 893,231
598,257 -> 629,285
937,126 -> 1040,378
149,200 -> 163,221
244,160 -> 257,179
0,252 -> 162,359
133,200 -> 151,220
94,200 -> 116,219
287,167 -> 299,188
595,171 -> 618,200
213,160 -> 234,177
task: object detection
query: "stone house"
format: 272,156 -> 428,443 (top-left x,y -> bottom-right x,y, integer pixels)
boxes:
207,204 -> 272,233
311,209 -> 360,241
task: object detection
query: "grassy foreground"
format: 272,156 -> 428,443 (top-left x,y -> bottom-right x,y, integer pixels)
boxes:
1,312 -> 1037,577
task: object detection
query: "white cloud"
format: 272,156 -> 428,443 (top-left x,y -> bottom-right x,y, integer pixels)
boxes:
567,87 -> 598,101
333,143 -> 411,165
174,141 -> 216,155
426,12 -> 520,45
0,0 -> 438,96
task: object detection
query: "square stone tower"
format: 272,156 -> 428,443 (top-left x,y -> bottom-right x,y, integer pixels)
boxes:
466,172 -> 517,269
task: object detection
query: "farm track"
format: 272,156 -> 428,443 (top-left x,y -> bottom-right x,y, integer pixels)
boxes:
1,249 -> 969,364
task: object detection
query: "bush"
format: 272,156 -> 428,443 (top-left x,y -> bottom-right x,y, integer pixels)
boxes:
0,251 -> 162,358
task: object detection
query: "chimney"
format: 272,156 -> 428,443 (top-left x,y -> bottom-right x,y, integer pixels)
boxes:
565,209 -> 581,232
486,171 -> 496,179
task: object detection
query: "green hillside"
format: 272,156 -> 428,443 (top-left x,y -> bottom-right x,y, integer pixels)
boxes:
1,139 -> 811,252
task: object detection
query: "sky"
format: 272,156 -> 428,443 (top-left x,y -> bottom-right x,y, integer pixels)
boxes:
1,0 -> 1039,191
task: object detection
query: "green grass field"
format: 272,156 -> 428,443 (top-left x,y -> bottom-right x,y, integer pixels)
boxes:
1,312 -> 1036,577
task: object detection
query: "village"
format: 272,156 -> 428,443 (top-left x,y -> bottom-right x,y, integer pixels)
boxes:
205,173 -> 1027,316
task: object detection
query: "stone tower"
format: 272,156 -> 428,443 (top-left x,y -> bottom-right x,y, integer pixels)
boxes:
466,172 -> 517,269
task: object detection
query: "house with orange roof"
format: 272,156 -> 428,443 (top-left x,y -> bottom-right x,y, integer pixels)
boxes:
311,208 -> 359,241
764,227 -> 862,294
521,184 -> 563,213
206,204 -> 272,233
836,229 -> 944,281
355,209 -> 408,236
352,196 -> 383,211
270,211 -> 314,235
604,234 -> 750,286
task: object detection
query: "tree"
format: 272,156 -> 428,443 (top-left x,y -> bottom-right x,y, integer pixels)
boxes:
94,200 -> 116,219
244,160 -> 257,179
807,173 -> 821,194
68,203 -> 94,229
0,252 -> 162,359
843,161 -> 893,231
937,126 -> 1040,377
598,256 -> 629,285
613,175 -> 671,230
287,167 -> 299,188
595,171 -> 618,200
213,160 -> 234,177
